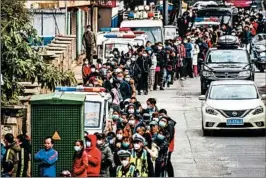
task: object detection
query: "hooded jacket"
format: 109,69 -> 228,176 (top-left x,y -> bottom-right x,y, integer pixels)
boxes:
97,143 -> 114,177
4,142 -> 21,177
85,135 -> 102,177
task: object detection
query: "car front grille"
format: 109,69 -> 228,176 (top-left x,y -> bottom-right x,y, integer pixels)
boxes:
213,72 -> 239,78
217,123 -> 254,128
218,109 -> 251,118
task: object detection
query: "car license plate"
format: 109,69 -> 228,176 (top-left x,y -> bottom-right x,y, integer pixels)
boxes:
226,118 -> 244,125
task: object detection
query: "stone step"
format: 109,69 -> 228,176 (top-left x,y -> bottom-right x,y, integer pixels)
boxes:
46,47 -> 66,51
48,43 -> 68,48
53,40 -> 72,44
55,37 -> 75,41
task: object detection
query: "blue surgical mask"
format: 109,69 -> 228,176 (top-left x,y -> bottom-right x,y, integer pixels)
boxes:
112,115 -> 119,120
157,133 -> 165,140
122,142 -> 130,148
159,121 -> 167,128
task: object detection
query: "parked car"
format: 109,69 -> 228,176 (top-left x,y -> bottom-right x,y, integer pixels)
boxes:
199,80 -> 266,136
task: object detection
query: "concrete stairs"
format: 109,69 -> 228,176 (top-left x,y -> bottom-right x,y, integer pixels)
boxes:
39,35 -> 76,72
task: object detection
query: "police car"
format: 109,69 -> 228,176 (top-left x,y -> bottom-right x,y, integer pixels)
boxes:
200,35 -> 255,95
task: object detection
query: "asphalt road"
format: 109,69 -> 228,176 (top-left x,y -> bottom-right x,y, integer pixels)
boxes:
138,72 -> 266,177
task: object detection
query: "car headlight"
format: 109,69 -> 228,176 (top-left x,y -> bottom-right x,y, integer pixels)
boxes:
205,106 -> 219,115
252,106 -> 264,115
238,71 -> 251,77
202,71 -> 214,77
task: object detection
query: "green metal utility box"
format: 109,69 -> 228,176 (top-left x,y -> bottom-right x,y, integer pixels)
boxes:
30,92 -> 85,177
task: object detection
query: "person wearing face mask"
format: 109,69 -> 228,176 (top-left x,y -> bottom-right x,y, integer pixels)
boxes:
116,72 -> 132,101
158,114 -> 176,177
154,43 -> 166,90
84,135 -> 101,177
82,25 -> 96,64
147,48 -> 157,91
184,37 -> 194,78
174,37 -> 186,80
191,38 -> 200,77
129,134 -> 152,177
82,59 -> 91,85
116,150 -> 137,177
72,140 -> 88,177
145,98 -> 159,115
95,133 -> 114,177
136,49 -> 152,95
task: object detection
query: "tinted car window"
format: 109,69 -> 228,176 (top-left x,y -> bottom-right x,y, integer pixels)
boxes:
207,50 -> 248,63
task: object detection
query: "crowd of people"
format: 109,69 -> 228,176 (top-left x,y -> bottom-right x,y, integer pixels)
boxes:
1,4 -> 265,177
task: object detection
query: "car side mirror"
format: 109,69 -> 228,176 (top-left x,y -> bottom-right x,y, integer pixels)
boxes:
261,94 -> 266,100
199,95 -> 206,100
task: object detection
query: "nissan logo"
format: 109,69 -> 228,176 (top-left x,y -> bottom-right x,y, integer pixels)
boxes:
225,72 -> 229,77
232,112 -> 238,116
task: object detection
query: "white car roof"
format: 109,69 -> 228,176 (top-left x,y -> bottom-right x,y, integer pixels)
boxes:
211,80 -> 256,86
120,20 -> 163,28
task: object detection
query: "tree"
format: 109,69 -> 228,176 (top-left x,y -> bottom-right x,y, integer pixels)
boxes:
1,0 -> 77,106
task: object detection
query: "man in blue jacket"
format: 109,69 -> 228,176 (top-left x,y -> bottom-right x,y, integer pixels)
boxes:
34,137 -> 58,177
184,37 -> 194,78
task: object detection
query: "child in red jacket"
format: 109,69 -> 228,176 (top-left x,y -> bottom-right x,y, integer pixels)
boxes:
85,135 -> 102,177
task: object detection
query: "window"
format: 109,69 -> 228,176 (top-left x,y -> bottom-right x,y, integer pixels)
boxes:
209,84 -> 258,100
131,27 -> 162,44
84,101 -> 101,128
104,43 -> 130,58
207,50 -> 248,63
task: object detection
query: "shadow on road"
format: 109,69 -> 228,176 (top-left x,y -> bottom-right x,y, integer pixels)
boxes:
204,130 -> 266,137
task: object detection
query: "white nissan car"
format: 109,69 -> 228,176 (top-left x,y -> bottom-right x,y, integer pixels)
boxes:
199,80 -> 266,136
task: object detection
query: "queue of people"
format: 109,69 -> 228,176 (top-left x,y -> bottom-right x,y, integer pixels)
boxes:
1,4 -> 265,177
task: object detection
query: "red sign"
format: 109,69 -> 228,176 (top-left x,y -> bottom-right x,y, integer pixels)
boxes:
97,0 -> 117,7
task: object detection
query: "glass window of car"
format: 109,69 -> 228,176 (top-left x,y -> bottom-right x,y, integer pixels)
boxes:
84,101 -> 101,127
105,43 -> 130,58
209,84 -> 258,100
130,27 -> 162,44
207,50 -> 248,63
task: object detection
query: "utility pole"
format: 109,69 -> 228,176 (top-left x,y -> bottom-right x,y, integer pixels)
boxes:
163,0 -> 169,25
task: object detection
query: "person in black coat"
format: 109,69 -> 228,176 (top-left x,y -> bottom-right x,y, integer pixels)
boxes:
136,49 -> 152,95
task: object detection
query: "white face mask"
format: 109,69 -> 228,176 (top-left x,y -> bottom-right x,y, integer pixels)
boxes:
128,120 -> 135,125
116,134 -> 123,140
158,46 -> 162,50
134,143 -> 141,150
143,54 -> 148,57
126,61 -> 131,65
97,140 -> 103,145
153,118 -> 159,122
131,57 -> 136,61
148,51 -> 152,54
86,141 -> 91,148
128,109 -> 134,114
125,78 -> 130,82
91,68 -> 96,72
74,146 -> 81,152
121,160 -> 129,167
85,61 -> 89,65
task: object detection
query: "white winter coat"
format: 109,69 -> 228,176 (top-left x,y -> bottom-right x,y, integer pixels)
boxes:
193,43 -> 200,66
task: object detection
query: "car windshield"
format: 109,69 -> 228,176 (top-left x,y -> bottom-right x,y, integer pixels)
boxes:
209,84 -> 258,100
207,50 -> 248,63
130,27 -> 162,44
105,43 -> 130,58
133,39 -> 144,46
252,34 -> 266,45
